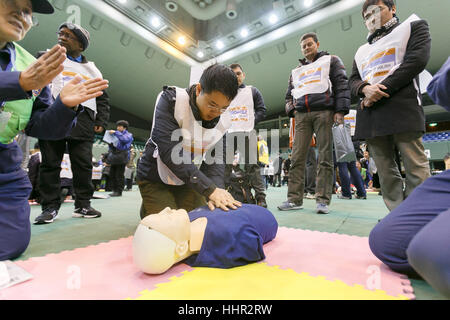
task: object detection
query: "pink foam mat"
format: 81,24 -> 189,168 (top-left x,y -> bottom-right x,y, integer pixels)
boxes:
1,227 -> 414,300
1,237 -> 192,300
263,227 -> 415,299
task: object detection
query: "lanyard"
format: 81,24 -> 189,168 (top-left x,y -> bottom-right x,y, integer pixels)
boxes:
1,45 -> 16,110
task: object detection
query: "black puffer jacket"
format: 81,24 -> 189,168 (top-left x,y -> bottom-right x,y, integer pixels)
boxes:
349,19 -> 431,140
285,51 -> 350,117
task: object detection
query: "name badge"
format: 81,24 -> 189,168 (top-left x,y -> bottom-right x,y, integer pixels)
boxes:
0,110 -> 12,133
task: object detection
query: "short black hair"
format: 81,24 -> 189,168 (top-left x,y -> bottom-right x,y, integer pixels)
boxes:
116,120 -> 129,129
229,63 -> 243,71
199,64 -> 239,101
362,0 -> 396,17
300,32 -> 318,44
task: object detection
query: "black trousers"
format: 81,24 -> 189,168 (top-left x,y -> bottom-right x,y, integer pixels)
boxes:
39,139 -> 94,210
224,132 -> 266,201
110,163 -> 126,193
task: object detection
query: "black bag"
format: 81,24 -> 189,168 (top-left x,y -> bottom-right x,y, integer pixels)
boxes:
226,170 -> 256,204
107,148 -> 128,165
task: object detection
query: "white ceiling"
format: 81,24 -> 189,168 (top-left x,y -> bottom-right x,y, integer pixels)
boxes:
18,0 -> 450,127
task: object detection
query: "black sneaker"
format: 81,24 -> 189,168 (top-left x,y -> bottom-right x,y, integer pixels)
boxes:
109,192 -> 122,197
34,208 -> 58,224
73,207 -> 102,219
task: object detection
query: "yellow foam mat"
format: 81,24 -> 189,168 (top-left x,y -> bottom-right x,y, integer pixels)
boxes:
131,263 -> 408,300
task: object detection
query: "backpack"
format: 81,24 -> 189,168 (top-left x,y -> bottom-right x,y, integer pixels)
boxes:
226,169 -> 256,204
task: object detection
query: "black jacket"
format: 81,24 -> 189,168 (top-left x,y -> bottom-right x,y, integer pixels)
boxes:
285,51 -> 350,117
136,86 -> 226,198
349,19 -> 431,140
36,52 -> 110,141
240,84 -> 266,126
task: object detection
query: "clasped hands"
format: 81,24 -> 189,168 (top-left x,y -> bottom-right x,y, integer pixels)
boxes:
360,83 -> 390,109
207,188 -> 242,212
18,44 -> 109,108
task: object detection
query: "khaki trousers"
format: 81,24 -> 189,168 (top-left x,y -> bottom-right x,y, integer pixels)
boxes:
367,131 -> 431,211
288,110 -> 334,205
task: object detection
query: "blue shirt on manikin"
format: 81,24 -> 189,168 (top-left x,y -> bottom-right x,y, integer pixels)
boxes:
184,204 -> 278,268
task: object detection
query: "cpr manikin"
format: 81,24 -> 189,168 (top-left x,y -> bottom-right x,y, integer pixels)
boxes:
133,204 -> 278,274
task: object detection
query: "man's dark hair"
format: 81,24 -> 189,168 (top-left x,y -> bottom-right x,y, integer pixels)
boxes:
300,32 -> 318,44
362,0 -> 396,17
229,63 -> 243,71
199,64 -> 238,101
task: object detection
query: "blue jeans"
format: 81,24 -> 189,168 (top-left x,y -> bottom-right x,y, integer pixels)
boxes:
369,170 -> 450,298
337,161 -> 366,198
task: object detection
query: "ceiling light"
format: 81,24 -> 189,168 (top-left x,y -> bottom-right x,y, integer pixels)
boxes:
118,0 -> 127,4
429,123 -> 438,127
269,14 -> 278,24
304,0 -> 313,8
240,28 -> 249,38
151,16 -> 161,28
215,40 -> 224,50
178,36 -> 186,45
197,51 -> 204,58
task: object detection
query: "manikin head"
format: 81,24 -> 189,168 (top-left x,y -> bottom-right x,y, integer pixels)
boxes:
133,207 -> 192,274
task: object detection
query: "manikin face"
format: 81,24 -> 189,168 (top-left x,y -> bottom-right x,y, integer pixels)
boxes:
140,207 -> 190,245
363,1 -> 396,33
0,0 -> 33,45
195,84 -> 232,121
133,208 -> 192,274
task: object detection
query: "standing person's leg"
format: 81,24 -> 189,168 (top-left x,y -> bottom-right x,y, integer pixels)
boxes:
394,131 -> 431,198
337,162 -> 352,198
305,146 -> 317,196
369,170 -> 450,277
284,112 -> 313,207
348,161 -> 367,198
244,133 -> 266,205
407,208 -> 450,299
367,135 -> 404,211
38,139 -> 66,211
68,139 -> 95,210
114,164 -> 126,194
312,110 -> 334,207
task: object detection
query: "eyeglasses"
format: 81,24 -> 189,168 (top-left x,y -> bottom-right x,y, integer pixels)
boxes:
56,31 -> 78,41
6,0 -> 37,26
363,5 -> 387,21
207,104 -> 228,114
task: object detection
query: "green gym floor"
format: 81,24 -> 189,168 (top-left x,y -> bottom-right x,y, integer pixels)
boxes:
21,186 -> 447,300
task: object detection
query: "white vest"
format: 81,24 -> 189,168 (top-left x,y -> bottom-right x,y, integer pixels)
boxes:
51,58 -> 103,113
60,154 -> 73,179
291,55 -> 332,100
226,86 -> 255,133
92,164 -> 103,180
355,14 -> 420,85
152,87 -> 231,186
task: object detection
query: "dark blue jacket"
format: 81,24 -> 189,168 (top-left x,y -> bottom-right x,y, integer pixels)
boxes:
427,57 -> 450,112
136,86 -> 226,198
0,43 -> 80,142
